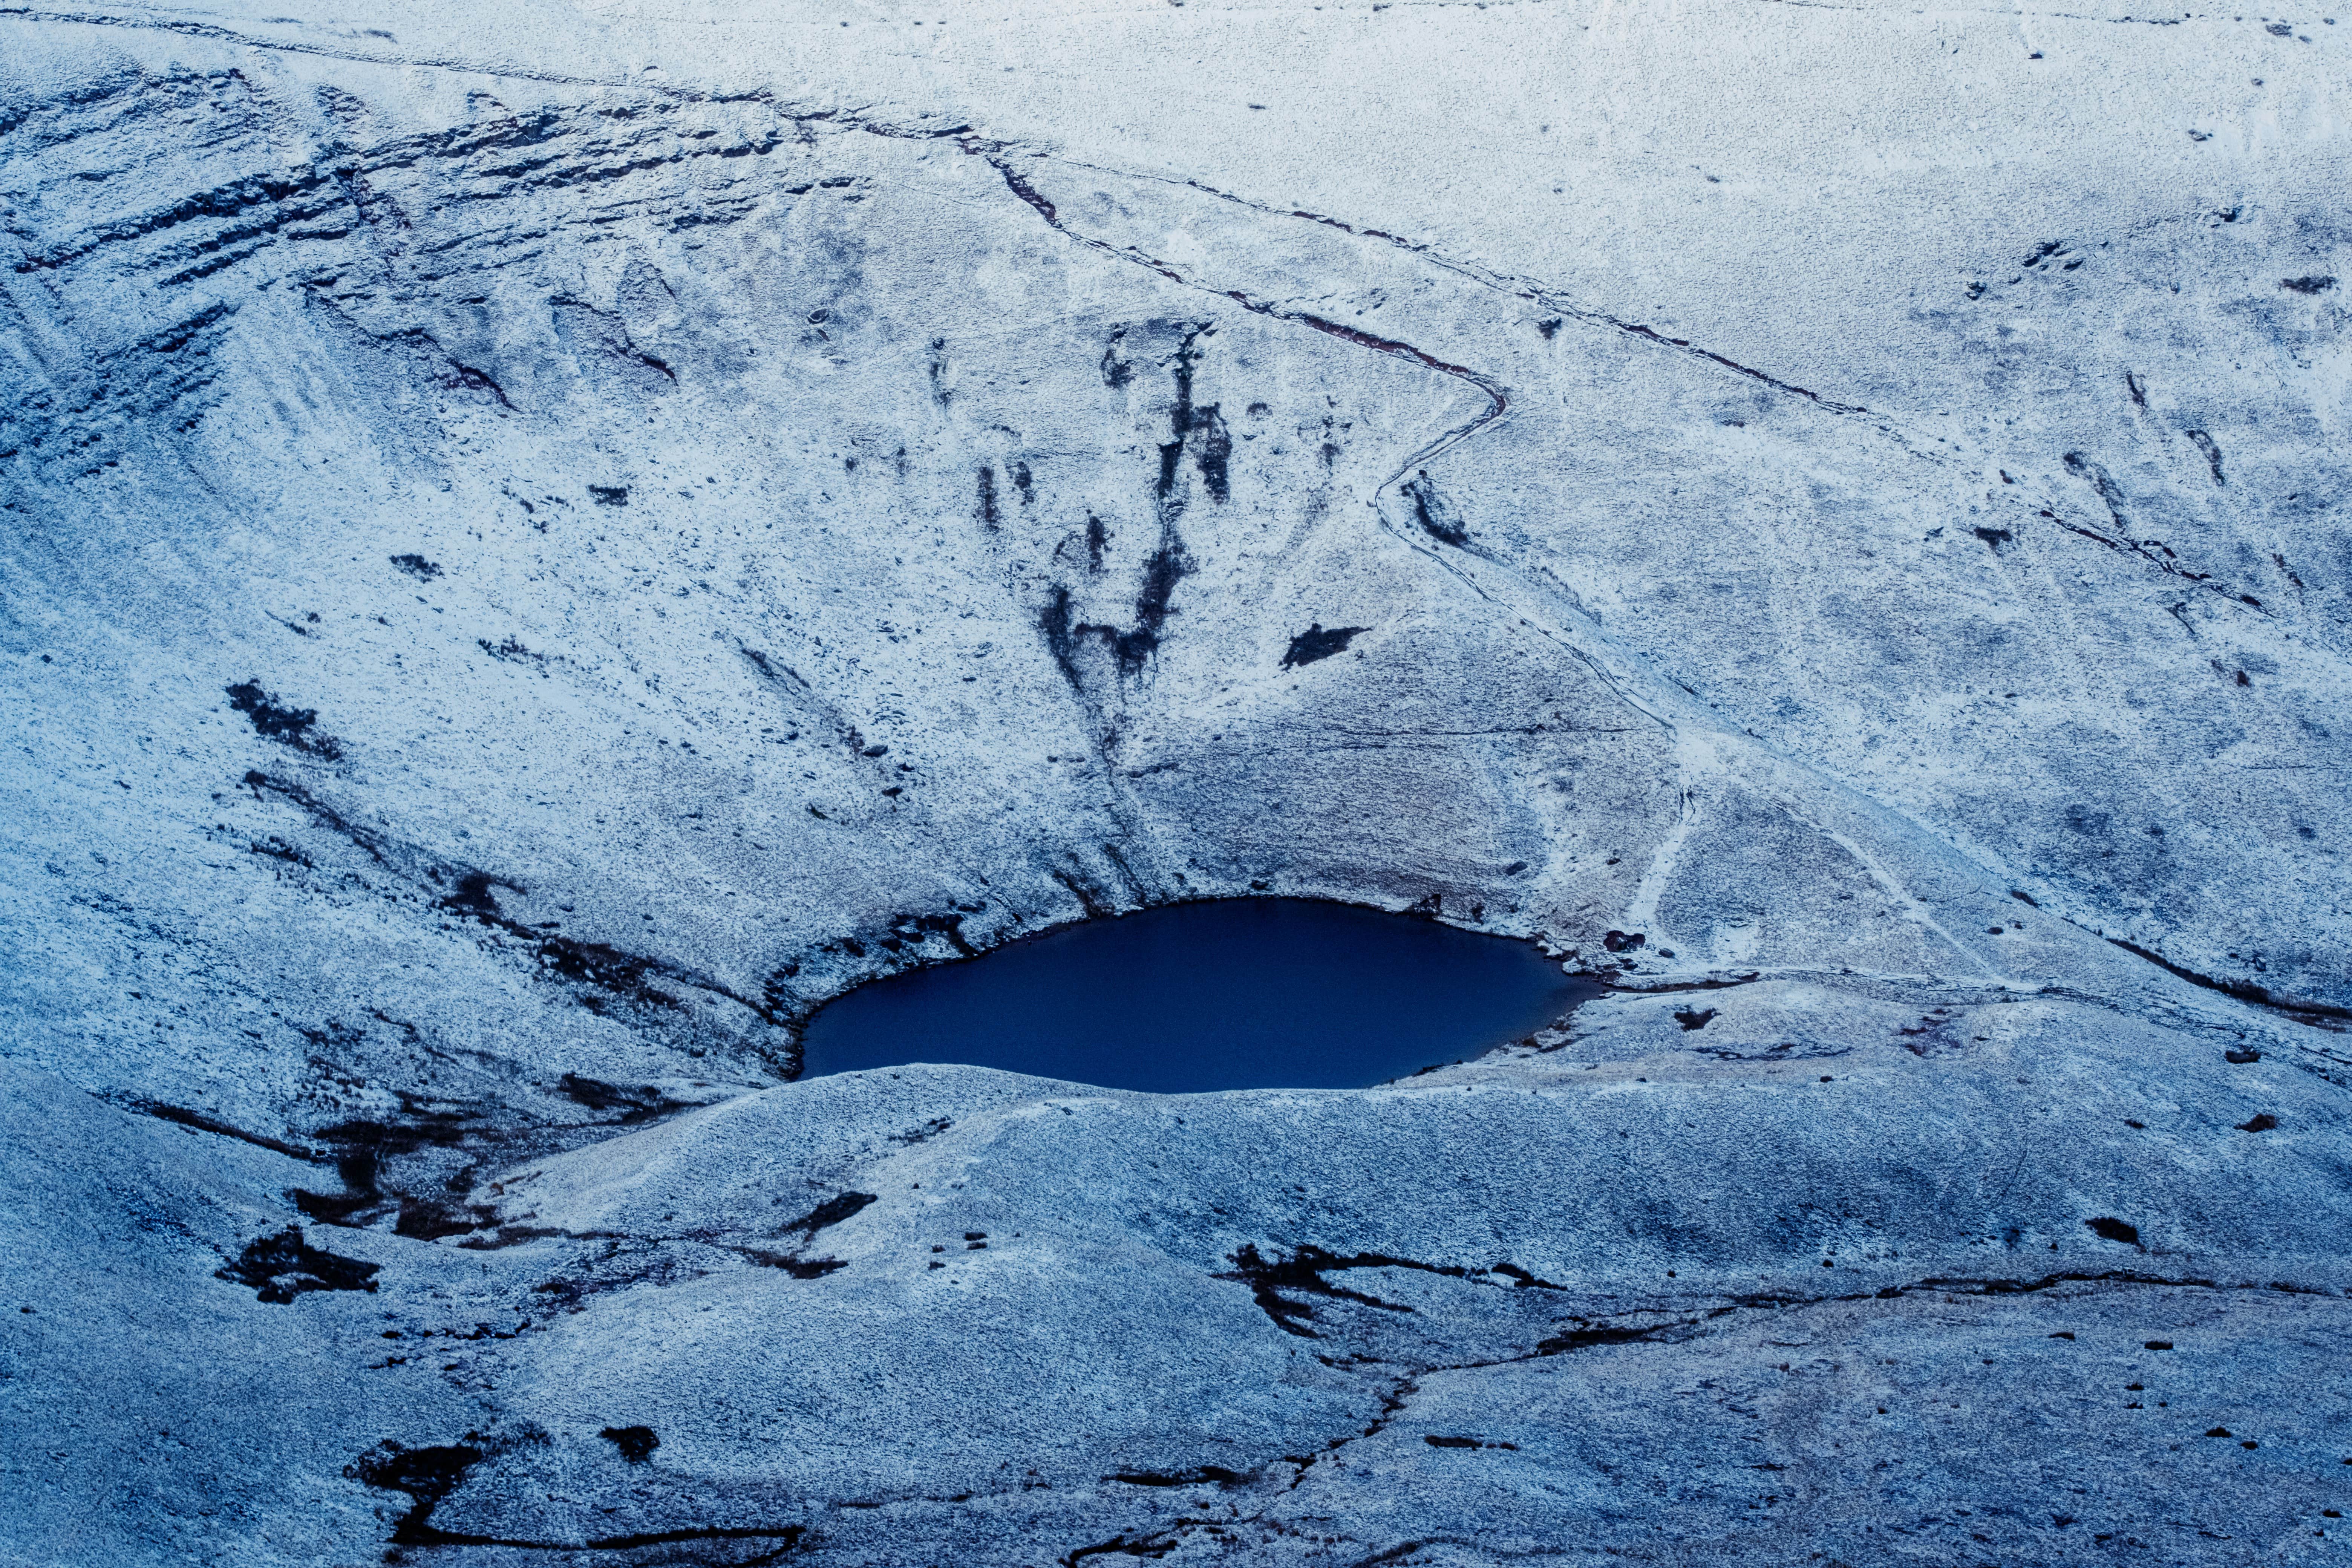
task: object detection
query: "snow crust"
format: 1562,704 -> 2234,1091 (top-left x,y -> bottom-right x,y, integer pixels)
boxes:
2,0 -> 2349,1560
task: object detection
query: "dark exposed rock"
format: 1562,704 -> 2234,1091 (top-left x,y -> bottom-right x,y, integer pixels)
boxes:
216,1227 -> 380,1303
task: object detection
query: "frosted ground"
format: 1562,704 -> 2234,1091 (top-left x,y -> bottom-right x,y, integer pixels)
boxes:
3,0 -> 2350,1560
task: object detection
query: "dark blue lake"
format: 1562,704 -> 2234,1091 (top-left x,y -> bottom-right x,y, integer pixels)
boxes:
796,898 -> 1602,1093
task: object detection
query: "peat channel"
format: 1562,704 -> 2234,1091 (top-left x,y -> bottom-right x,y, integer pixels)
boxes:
797,898 -> 1600,1092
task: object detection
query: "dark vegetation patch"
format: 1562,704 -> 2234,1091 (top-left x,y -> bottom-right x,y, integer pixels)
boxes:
555,296 -> 675,390
389,553 -> 442,580
1216,1243 -> 1475,1337
732,1193 -> 877,1277
1040,585 -> 1086,691
1489,1263 -> 1569,1290
225,680 -> 342,759
1697,1038 -> 1849,1063
1280,622 -> 1368,670
2020,238 -> 2082,272
556,1073 -> 693,1124
438,869 -> 518,920
217,1225 -> 380,1302
353,1428 -> 803,1554
784,1191 -> 877,1239
927,335 -> 953,404
1401,469 -> 1467,545
736,645 -> 810,694
477,635 -> 547,670
317,308 -> 511,413
746,1253 -> 849,1279
1536,1320 -> 1689,1355
1114,546 -> 1191,674
135,1099 -> 325,1162
1039,326 -> 1219,688
588,485 -> 629,506
729,1194 -> 879,1279
600,1426 -> 659,1464
239,769 -> 387,863
1107,1466 -> 1246,1487
2048,453 -> 2268,599
1190,407 -> 1231,502
438,362 -> 509,406
349,1437 -> 485,1545
427,870 -> 702,1017
533,932 -> 685,1012
2187,429 -> 2226,485
1894,1009 -> 1966,1057
396,1193 -> 501,1242
279,1050 -> 698,1246
293,1098 -> 484,1229
248,833 -> 312,866
2062,451 -> 2136,533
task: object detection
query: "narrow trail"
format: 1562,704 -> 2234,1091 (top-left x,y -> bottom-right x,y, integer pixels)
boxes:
1044,150 -> 2291,624
1052,154 -> 1882,421
8,6 -> 2329,1034
979,144 -> 1512,489
968,147 -> 1684,742
979,137 -> 2040,1003
5,2 -> 2274,619
970,144 -> 2352,1044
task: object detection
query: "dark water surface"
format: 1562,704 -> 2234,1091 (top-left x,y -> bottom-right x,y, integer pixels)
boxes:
797,898 -> 1603,1093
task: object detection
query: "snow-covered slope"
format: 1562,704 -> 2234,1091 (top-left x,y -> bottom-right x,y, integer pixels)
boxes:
3,2 -> 2348,1562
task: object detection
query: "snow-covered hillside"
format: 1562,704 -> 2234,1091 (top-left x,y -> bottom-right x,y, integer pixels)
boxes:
3,1 -> 2348,1560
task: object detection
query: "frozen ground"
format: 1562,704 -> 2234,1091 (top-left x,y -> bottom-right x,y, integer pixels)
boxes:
2,0 -> 2349,1561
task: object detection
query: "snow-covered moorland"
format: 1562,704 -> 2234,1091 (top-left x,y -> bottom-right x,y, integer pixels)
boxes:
3,0 -> 2349,1559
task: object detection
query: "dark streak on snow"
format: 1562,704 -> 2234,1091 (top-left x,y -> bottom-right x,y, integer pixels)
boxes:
1280,623 -> 1369,669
